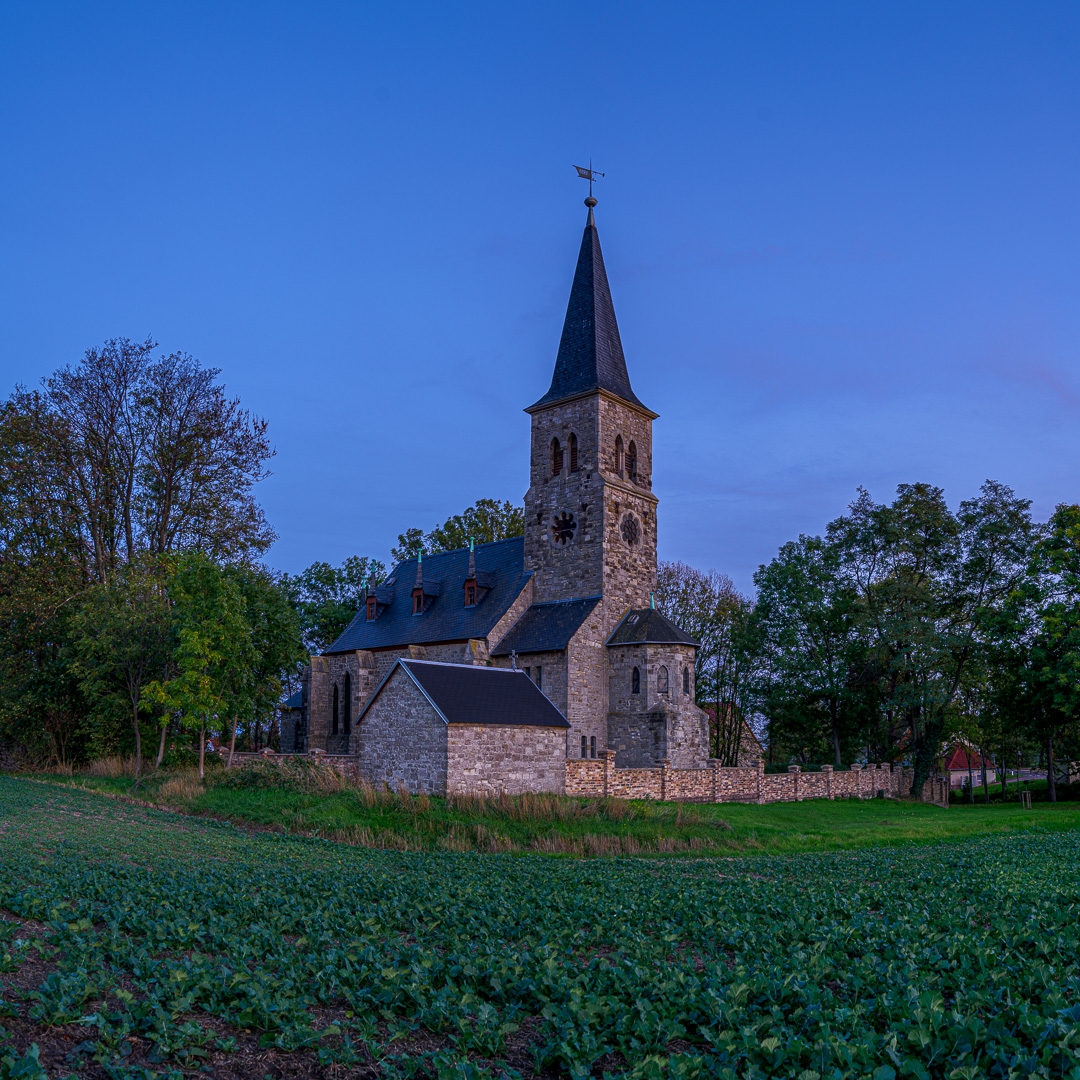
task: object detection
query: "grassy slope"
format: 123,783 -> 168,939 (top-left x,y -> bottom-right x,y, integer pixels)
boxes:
31,768 -> 1080,855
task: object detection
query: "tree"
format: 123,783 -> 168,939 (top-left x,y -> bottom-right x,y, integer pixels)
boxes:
391,499 -> 524,562
656,561 -> 758,764
70,557 -> 172,774
828,481 -> 1034,795
752,536 -> 864,767
284,555 -> 386,654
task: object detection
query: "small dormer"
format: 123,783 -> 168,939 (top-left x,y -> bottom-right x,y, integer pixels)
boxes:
462,538 -> 495,608
410,552 -> 441,615
364,576 -> 393,621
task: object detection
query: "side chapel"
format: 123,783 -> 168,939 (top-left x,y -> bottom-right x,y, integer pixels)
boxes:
283,194 -> 711,794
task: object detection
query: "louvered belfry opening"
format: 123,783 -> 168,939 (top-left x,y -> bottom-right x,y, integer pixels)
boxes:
569,433 -> 578,472
550,437 -> 563,477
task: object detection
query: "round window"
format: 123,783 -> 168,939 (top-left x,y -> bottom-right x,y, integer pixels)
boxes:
551,511 -> 577,545
620,513 -> 641,546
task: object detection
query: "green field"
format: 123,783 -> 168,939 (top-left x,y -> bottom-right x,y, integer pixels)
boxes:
1,776 -> 1080,1079
34,761 -> 1080,857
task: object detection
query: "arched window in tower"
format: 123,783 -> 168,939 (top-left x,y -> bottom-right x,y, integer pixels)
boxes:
550,437 -> 563,477
631,666 -> 640,695
343,672 -> 352,735
569,433 -> 578,472
331,684 -> 339,736
627,441 -> 638,482
615,435 -> 624,477
683,666 -> 691,696
657,665 -> 669,695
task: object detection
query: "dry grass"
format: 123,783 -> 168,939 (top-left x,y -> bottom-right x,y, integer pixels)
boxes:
158,771 -> 206,803
83,756 -> 139,778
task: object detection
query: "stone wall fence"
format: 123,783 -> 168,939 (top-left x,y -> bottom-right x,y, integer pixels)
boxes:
223,748 -> 949,807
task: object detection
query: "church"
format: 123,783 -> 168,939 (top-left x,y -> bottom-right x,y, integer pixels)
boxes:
282,194 -> 710,795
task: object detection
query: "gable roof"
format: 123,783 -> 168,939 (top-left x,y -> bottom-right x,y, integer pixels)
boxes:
490,595 -> 601,657
606,608 -> 699,647
363,659 -> 570,728
325,537 -> 530,654
527,207 -> 653,415
944,744 -> 994,771
282,690 -> 303,710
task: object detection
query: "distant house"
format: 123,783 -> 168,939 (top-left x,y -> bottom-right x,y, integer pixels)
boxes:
943,744 -> 996,789
700,705 -> 764,766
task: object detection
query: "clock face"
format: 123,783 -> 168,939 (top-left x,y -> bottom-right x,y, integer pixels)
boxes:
551,511 -> 577,545
620,513 -> 641,547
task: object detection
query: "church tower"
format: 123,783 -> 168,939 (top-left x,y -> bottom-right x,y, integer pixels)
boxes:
524,198 -> 659,626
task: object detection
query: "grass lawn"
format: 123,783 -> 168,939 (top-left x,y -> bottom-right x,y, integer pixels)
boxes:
1,775 -> 1079,1079
31,761 -> 1080,856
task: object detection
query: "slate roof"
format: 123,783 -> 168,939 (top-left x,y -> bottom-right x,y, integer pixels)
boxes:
282,690 -> 303,710
490,596 -> 601,657
606,608 -> 699,647
528,208 -> 653,415
365,659 -> 570,728
325,537 -> 531,654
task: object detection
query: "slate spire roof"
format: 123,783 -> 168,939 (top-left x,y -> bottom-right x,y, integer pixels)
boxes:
528,206 -> 653,414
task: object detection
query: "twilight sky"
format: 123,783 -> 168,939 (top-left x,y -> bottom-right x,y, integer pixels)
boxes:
3,2 -> 1080,592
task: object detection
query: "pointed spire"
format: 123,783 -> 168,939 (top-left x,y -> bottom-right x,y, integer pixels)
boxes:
466,536 -> 476,580
414,550 -> 423,590
528,204 -> 652,414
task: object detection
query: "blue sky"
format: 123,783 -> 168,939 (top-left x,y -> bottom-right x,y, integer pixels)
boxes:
4,2 -> 1080,591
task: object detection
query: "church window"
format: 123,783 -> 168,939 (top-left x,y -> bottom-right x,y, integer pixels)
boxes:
412,588 -> 424,614
464,582 -> 477,606
683,666 -> 691,695
550,437 -> 563,477
331,684 -> 339,736
550,511 -> 576,544
657,665 -> 669,695
590,736 -> 597,758
569,433 -> 579,472
620,513 -> 640,547
343,673 -> 352,735
627,441 -> 638,482
581,735 -> 588,759
294,719 -> 302,750
631,666 -> 640,694
366,596 -> 377,620
615,435 -> 624,477
534,665 -> 542,690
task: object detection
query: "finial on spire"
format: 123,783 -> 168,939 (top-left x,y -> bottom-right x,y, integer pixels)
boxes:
573,161 -> 603,207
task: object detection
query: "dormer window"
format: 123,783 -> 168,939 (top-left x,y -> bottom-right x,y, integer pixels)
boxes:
412,588 -> 425,614
464,582 -> 477,607
366,597 -> 377,621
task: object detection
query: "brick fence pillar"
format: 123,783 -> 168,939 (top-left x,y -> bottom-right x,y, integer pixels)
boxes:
659,757 -> 671,801
850,762 -> 863,798
600,749 -> 615,797
822,764 -> 833,799
707,759 -> 721,803
788,764 -> 801,801
756,758 -> 765,804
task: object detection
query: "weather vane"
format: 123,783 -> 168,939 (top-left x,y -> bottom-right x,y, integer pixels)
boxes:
573,161 -> 604,206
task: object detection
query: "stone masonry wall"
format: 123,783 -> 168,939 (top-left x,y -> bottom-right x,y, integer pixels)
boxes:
446,724 -> 567,795
565,752 -> 950,807
607,643 -> 708,768
355,667 -> 448,795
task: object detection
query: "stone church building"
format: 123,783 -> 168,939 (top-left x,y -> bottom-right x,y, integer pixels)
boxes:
282,197 -> 710,794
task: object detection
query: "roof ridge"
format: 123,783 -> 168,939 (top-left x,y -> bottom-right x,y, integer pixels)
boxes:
401,658 -> 526,673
